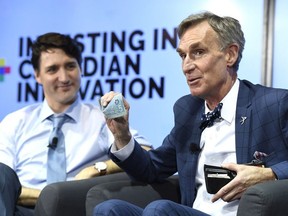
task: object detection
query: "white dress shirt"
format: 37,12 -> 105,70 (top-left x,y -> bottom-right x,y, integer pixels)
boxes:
193,79 -> 240,215
112,80 -> 240,215
0,96 -> 150,190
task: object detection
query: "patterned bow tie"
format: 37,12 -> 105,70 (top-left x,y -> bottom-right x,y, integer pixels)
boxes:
200,103 -> 223,130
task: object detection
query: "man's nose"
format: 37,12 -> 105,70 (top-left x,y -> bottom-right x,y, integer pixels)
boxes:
183,58 -> 195,74
58,69 -> 69,82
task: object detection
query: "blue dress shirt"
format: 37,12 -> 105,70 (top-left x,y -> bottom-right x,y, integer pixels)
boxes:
0,96 -> 150,189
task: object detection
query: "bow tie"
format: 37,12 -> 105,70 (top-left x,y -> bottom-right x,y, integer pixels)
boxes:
200,103 -> 223,130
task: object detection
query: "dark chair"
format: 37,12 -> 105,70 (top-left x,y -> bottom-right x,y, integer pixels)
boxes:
34,172 -> 130,216
85,174 -> 180,216
35,172 -> 288,216
34,172 -> 180,216
237,179 -> 288,216
86,178 -> 288,216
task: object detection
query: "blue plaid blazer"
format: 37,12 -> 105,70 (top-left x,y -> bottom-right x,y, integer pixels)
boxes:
112,79 -> 288,207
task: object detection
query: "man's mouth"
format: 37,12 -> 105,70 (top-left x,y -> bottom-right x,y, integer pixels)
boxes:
187,77 -> 200,85
59,84 -> 72,90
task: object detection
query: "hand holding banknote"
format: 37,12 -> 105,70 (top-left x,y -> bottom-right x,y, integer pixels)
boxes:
100,92 -> 131,148
99,93 -> 127,119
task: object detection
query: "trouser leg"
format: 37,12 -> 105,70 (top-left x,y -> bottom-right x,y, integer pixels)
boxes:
0,163 -> 22,216
93,199 -> 143,216
93,199 -> 210,216
143,200 -> 210,216
14,206 -> 34,216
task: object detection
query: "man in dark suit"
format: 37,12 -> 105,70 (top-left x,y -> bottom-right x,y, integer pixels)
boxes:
94,11 -> 288,216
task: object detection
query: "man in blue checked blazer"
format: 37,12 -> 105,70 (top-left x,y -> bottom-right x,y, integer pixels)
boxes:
94,11 -> 288,216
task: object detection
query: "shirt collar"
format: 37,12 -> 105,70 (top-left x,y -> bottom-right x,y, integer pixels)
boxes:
220,79 -> 239,123
204,79 -> 239,124
38,95 -> 81,123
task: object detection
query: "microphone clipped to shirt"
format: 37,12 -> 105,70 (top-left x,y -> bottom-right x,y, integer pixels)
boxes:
190,143 -> 202,154
48,137 -> 58,149
47,114 -> 68,149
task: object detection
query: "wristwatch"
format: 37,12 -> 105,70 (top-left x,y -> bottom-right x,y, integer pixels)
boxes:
94,162 -> 107,175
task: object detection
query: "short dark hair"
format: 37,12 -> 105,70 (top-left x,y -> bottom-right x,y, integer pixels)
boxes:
31,32 -> 82,71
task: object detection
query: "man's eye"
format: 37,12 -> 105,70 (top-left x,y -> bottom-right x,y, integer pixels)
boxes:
179,53 -> 186,60
67,63 -> 77,70
47,67 -> 56,73
194,50 -> 204,56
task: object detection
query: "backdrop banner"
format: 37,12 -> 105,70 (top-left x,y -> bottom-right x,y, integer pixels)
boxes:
0,0 -> 263,147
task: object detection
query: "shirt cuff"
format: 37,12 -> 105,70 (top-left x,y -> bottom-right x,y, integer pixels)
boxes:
111,137 -> 135,161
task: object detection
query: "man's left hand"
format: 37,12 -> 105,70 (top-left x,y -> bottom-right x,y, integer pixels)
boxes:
211,163 -> 276,203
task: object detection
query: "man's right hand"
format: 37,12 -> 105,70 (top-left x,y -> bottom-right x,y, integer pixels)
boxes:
100,91 -> 132,149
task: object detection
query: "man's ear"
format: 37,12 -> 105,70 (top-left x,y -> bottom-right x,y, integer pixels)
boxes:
34,70 -> 42,84
226,43 -> 239,67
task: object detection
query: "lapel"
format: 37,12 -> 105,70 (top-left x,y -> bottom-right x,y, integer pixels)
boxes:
235,80 -> 253,164
186,96 -> 205,152
180,96 -> 204,206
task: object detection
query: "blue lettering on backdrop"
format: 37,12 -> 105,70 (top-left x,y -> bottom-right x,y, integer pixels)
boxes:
17,28 -> 178,102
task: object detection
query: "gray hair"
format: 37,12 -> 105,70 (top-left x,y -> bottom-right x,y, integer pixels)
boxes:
178,11 -> 245,71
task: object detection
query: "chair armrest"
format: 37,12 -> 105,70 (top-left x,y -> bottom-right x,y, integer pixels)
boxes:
85,175 -> 180,216
35,172 -> 130,216
237,179 -> 288,216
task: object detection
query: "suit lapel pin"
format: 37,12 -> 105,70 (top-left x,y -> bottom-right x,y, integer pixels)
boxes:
240,116 -> 247,125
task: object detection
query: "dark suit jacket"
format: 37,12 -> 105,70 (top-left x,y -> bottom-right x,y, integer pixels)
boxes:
111,79 -> 288,207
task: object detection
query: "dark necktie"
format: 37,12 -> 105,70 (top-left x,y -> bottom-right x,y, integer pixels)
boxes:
47,114 -> 68,184
200,103 -> 223,131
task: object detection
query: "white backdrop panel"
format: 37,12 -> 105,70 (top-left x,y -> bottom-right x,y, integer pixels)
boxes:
0,0 -> 263,147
